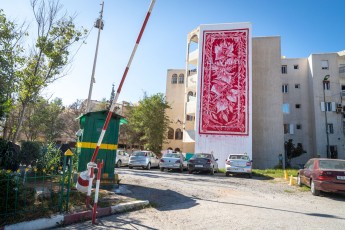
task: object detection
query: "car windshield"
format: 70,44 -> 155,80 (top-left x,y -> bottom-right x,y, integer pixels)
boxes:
194,153 -> 211,159
164,153 -> 180,158
319,160 -> 345,170
229,155 -> 249,160
132,151 -> 147,156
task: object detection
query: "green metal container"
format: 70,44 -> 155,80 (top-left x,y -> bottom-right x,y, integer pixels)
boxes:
76,110 -> 122,180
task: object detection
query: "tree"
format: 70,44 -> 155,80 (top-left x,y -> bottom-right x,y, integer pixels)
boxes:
285,139 -> 307,166
12,0 -> 87,142
0,9 -> 26,138
125,93 -> 171,154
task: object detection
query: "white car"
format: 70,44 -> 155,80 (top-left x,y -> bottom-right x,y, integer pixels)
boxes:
159,152 -> 187,172
128,150 -> 160,169
225,153 -> 252,178
115,149 -> 129,167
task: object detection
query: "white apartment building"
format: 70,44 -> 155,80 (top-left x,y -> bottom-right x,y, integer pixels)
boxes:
164,24 -> 345,169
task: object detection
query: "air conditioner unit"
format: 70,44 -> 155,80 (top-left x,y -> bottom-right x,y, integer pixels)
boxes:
336,107 -> 342,113
337,103 -> 342,108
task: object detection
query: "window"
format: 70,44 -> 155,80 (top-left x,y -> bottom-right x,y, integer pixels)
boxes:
178,74 -> 184,84
295,104 -> 301,109
296,124 -> 302,130
327,123 -> 334,134
321,102 -> 336,112
321,60 -> 329,70
175,128 -> 183,140
283,124 -> 294,134
295,84 -> 300,89
294,65 -> 299,69
187,91 -> 194,102
282,65 -> 287,74
186,115 -> 194,121
282,84 -> 288,93
330,146 -> 338,159
282,104 -> 290,114
171,74 -> 177,84
323,81 -> 330,90
167,127 -> 174,139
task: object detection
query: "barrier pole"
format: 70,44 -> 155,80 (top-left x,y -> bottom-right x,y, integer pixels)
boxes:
92,160 -> 104,224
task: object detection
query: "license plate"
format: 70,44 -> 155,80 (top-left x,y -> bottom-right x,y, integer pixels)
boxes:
337,176 -> 345,180
232,168 -> 244,171
195,165 -> 203,167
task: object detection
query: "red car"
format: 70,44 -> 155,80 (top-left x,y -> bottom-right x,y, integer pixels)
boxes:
297,158 -> 345,196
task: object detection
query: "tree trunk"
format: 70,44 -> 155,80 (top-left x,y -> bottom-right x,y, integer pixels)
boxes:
12,102 -> 27,143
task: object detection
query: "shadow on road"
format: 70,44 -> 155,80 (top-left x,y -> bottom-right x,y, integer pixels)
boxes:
121,183 -> 198,211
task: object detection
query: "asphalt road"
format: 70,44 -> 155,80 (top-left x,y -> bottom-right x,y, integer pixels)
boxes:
59,167 -> 345,230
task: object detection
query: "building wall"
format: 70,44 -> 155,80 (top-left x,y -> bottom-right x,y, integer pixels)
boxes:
308,53 -> 345,159
252,37 -> 284,169
281,58 -> 314,166
163,69 -> 186,151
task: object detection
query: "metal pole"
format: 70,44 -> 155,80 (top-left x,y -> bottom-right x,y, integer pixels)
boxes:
323,80 -> 330,158
86,0 -> 105,113
89,0 -> 156,164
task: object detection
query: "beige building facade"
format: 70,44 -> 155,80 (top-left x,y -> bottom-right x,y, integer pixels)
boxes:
164,25 -> 345,169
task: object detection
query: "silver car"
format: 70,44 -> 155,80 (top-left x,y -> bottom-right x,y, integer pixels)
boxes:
128,150 -> 160,170
159,152 -> 187,172
225,153 -> 252,178
115,149 -> 129,168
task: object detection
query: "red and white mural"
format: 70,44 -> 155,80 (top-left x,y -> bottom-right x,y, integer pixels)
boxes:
199,28 -> 249,135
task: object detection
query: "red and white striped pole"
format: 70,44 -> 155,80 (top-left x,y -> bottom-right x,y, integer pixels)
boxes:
92,160 -> 103,224
81,0 -> 156,212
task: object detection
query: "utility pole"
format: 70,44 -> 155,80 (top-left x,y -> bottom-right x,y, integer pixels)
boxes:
86,0 -> 105,113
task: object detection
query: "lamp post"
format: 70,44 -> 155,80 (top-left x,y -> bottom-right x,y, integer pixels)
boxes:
323,75 -> 330,158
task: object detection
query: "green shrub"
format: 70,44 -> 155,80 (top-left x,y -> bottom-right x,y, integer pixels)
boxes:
36,143 -> 61,172
19,141 -> 41,166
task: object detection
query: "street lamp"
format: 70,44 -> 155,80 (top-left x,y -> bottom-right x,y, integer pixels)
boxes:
323,74 -> 330,158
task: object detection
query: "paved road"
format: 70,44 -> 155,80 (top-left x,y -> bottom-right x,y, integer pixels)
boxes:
59,168 -> 345,230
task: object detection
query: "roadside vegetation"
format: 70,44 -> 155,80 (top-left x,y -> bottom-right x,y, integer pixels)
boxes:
252,169 -> 299,179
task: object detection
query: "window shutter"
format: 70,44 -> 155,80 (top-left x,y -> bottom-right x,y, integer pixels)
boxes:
331,102 -> 336,112
321,102 -> 325,112
289,124 -> 294,134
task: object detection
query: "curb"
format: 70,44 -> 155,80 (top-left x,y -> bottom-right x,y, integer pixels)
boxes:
2,200 -> 149,230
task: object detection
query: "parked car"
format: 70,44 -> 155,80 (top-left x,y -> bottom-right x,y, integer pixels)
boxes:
187,153 -> 218,175
128,150 -> 160,170
159,152 -> 187,172
115,149 -> 129,168
225,153 -> 252,178
297,158 -> 345,196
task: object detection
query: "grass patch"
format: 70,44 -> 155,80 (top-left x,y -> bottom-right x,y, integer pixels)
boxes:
252,169 -> 299,179
217,168 -> 225,173
284,189 -> 295,193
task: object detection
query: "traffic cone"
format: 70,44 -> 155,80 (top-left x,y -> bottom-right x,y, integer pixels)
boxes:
284,170 -> 288,180
289,175 -> 295,186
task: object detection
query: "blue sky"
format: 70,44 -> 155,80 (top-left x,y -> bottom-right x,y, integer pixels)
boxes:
1,0 -> 344,106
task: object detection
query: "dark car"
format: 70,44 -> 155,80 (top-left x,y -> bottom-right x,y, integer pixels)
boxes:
297,158 -> 345,196
187,153 -> 218,175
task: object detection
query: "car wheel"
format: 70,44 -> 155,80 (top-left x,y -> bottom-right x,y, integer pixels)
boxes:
311,180 -> 320,196
297,174 -> 302,187
129,166 -> 133,169
160,167 -> 164,172
210,167 -> 214,175
116,160 -> 122,168
188,170 -> 193,174
248,173 -> 252,178
146,162 -> 151,170
179,165 -> 183,173
225,172 -> 230,177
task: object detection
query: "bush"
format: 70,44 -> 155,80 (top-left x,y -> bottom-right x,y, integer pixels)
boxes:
36,143 -> 61,172
0,141 -> 20,171
19,141 -> 41,166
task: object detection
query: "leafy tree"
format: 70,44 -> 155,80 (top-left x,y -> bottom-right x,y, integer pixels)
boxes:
11,0 -> 87,142
0,9 -> 26,138
125,93 -> 171,154
42,98 -> 66,142
19,141 -> 41,166
285,139 -> 306,166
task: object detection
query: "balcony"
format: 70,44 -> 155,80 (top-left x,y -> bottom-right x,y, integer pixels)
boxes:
186,99 -> 196,115
187,72 -> 197,89
188,49 -> 198,66
340,66 -> 345,78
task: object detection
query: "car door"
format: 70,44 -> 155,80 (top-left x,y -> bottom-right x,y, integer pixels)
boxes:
303,159 -> 315,186
123,151 -> 129,165
151,152 -> 159,167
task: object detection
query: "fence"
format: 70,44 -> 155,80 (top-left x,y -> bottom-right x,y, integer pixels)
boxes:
0,155 -> 73,226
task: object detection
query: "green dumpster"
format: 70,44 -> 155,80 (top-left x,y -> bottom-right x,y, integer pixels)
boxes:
76,110 -> 123,180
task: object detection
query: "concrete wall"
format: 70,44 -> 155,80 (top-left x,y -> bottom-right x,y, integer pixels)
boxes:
252,37 -> 284,169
